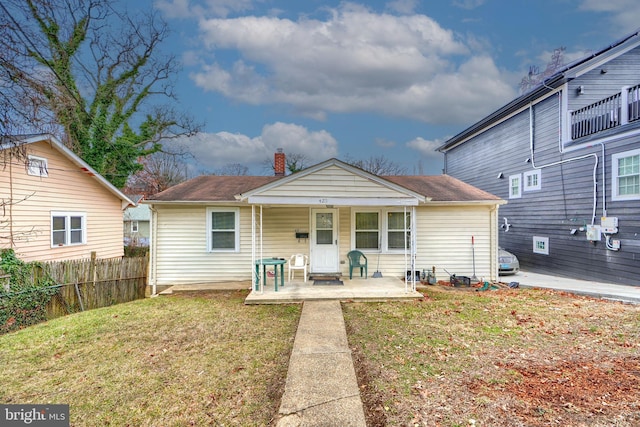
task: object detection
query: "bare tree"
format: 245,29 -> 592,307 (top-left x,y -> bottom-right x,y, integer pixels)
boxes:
217,163 -> 249,176
0,0 -> 201,187
519,47 -> 566,94
344,154 -> 408,175
124,151 -> 190,197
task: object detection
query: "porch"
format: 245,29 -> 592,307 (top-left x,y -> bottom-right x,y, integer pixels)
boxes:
157,276 -> 424,304
245,275 -> 424,304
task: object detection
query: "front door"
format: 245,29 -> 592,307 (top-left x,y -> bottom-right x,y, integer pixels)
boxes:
311,208 -> 339,273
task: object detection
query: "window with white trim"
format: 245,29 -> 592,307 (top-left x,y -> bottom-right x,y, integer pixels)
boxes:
207,207 -> 239,252
354,211 -> 380,250
612,149 -> 640,201
386,211 -> 411,251
533,236 -> 549,255
509,174 -> 522,199
523,170 -> 541,191
27,155 -> 48,177
131,221 -> 139,233
51,212 -> 86,246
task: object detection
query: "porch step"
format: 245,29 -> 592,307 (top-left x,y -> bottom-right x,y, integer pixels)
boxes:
308,273 -> 342,281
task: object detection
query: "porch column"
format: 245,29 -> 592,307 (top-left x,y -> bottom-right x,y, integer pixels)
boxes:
251,205 -> 265,293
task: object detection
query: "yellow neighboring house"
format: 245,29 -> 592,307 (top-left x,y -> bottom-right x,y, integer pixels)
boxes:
0,134 -> 133,262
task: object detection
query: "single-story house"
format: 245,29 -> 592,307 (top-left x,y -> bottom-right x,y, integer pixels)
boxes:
124,196 -> 151,246
145,155 -> 505,294
0,134 -> 133,262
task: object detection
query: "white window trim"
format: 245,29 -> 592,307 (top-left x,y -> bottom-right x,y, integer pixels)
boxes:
350,208 -> 411,253
611,148 -> 640,201
385,210 -> 411,253
27,155 -> 48,177
51,212 -> 86,247
523,169 -> 541,191
351,209 -> 381,252
533,236 -> 549,255
206,207 -> 240,253
131,220 -> 139,233
509,174 -> 522,199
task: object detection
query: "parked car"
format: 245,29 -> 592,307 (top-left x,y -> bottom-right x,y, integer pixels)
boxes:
499,248 -> 519,275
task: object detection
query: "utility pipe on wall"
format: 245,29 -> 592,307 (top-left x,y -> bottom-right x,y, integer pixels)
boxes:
528,95 -> 601,225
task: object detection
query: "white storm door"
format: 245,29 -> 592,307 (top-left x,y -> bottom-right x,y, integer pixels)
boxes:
311,209 -> 339,273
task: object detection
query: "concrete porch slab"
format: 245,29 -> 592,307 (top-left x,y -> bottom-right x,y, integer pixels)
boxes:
244,275 -> 423,304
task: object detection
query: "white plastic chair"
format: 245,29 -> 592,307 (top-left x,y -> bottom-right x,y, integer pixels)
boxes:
288,254 -> 308,283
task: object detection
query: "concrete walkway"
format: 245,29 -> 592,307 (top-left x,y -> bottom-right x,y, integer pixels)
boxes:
514,270 -> 640,304
277,300 -> 366,427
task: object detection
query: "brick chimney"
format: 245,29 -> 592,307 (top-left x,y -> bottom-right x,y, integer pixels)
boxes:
274,148 -> 285,176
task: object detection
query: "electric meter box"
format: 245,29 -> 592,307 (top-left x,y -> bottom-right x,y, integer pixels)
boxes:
586,224 -> 601,241
600,216 -> 618,234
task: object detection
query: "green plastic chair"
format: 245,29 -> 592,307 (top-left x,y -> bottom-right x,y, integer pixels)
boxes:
347,250 -> 368,279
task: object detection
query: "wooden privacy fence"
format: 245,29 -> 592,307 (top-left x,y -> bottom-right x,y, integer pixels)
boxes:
37,254 -> 149,318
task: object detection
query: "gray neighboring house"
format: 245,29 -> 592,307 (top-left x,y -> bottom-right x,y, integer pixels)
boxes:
438,30 -> 640,286
124,196 -> 151,246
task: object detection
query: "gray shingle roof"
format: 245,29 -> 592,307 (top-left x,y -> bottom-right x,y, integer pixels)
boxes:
147,173 -> 500,203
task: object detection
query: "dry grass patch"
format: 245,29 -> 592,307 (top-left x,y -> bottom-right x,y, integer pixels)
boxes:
343,286 -> 640,427
0,290 -> 301,426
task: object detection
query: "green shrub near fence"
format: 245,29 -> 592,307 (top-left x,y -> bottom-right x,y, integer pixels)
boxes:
0,249 -> 59,334
0,250 -> 148,334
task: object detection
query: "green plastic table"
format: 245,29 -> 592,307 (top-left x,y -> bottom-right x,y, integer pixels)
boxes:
255,258 -> 286,291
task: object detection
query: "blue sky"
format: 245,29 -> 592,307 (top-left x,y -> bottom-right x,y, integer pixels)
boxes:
145,0 -> 639,175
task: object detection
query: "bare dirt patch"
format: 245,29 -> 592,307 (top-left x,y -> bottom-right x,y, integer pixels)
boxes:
469,356 -> 640,426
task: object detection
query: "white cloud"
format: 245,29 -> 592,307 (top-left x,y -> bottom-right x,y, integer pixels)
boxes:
579,0 -> 640,34
406,137 -> 445,156
189,4 -> 517,126
179,123 -> 338,173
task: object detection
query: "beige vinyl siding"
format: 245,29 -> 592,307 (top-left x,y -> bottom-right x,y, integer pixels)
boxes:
258,165 -> 409,199
0,141 -> 125,262
415,205 -> 496,281
341,205 -> 497,281
154,205 -> 313,285
152,203 -> 499,286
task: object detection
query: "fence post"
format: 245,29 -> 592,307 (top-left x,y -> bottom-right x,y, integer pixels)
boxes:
89,251 -> 97,284
74,282 -> 85,311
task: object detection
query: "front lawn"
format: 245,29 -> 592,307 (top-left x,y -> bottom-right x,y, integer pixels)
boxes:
0,290 -> 301,426
343,286 -> 640,427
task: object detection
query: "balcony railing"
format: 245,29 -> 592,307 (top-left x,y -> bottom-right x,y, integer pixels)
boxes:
569,84 -> 640,140
628,84 -> 640,122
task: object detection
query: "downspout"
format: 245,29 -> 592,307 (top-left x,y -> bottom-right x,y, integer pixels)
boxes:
149,205 -> 157,296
